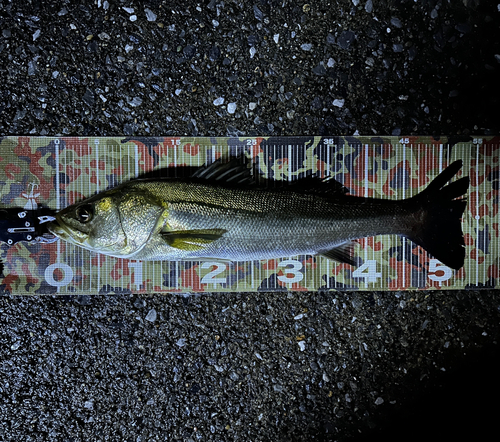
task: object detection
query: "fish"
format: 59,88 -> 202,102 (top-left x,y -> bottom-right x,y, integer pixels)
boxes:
47,158 -> 469,269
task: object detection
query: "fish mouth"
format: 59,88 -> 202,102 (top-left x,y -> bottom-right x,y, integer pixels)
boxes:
47,218 -> 87,244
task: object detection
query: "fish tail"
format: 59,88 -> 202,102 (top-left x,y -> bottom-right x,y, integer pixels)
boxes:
406,160 -> 469,270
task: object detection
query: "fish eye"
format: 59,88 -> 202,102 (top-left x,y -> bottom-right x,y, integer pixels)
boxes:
76,204 -> 93,223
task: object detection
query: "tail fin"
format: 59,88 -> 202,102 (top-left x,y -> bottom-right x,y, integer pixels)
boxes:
406,160 -> 469,270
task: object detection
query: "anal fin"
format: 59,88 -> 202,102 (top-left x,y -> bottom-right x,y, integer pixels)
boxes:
161,229 -> 227,251
319,241 -> 357,266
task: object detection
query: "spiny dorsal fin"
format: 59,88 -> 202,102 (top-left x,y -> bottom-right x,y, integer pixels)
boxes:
190,158 -> 254,185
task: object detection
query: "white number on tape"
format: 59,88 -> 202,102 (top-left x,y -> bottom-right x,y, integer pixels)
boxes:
352,260 -> 382,283
427,258 -> 452,283
45,263 -> 74,287
201,262 -> 227,284
277,259 -> 304,283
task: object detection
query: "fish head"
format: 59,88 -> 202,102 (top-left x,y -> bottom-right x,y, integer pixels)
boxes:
48,193 -> 128,255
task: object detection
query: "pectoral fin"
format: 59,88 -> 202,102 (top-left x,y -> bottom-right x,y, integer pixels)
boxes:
319,241 -> 357,266
161,229 -> 227,251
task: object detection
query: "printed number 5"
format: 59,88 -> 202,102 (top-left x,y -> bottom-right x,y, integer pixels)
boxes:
428,258 -> 452,283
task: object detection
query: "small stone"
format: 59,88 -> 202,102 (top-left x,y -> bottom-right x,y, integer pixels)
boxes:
123,7 -> 134,13
312,63 -> 326,75
390,17 -> 402,28
273,34 -> 279,44
134,298 -> 146,308
144,8 -> 157,21
253,5 -> 263,21
213,97 -> 224,106
250,47 -> 256,58
248,102 -> 257,110
176,338 -> 186,347
145,308 -> 157,322
129,96 -> 142,107
333,99 -> 345,108
337,30 -> 355,50
82,89 -> 95,107
301,43 -> 312,51
84,400 -> 94,409
365,0 -> 373,13
11,341 -> 21,351
130,15 -> 137,22
208,46 -> 220,61
375,397 -> 384,405
14,110 -> 26,121
298,341 -> 306,351
227,102 -> 236,114
33,30 -> 41,41
125,44 -> 134,53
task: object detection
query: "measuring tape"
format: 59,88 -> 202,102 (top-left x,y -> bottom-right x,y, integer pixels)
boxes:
0,136 -> 498,294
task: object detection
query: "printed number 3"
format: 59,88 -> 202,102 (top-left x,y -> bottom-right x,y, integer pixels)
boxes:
277,260 -> 304,283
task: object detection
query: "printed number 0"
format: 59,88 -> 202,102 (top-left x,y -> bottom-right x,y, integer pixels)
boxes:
428,259 -> 452,282
277,260 -> 304,283
45,263 -> 74,287
200,262 -> 227,284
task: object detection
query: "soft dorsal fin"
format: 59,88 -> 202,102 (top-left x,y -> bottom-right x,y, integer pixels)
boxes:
282,175 -> 349,196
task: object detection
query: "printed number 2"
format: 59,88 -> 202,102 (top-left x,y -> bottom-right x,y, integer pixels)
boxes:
352,260 -> 381,283
200,262 -> 227,284
427,259 -> 452,283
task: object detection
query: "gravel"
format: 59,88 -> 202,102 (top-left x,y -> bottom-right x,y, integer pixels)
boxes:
1,1 -> 500,441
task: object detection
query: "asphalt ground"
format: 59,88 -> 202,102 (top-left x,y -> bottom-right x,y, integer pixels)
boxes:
1,1 -> 500,441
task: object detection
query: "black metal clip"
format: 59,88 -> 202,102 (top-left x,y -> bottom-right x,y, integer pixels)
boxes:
0,208 -> 58,246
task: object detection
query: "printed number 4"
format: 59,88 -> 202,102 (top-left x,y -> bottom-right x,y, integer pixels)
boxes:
352,260 -> 381,283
